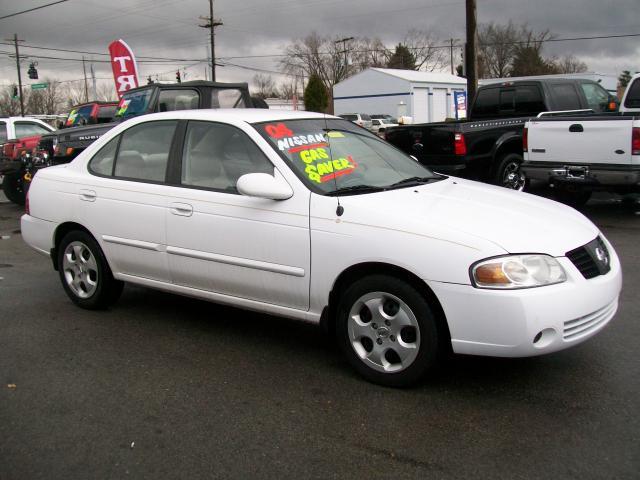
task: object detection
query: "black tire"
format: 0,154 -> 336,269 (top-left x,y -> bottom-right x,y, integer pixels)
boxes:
2,172 -> 25,205
57,230 -> 124,309
554,188 -> 592,208
335,275 -> 443,387
494,153 -> 527,191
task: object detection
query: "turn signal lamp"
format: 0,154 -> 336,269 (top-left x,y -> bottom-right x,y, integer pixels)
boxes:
523,127 -> 528,152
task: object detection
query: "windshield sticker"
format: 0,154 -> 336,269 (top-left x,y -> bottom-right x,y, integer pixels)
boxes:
116,99 -> 130,116
327,131 -> 345,138
301,150 -> 357,183
265,122 -> 293,139
66,109 -> 78,126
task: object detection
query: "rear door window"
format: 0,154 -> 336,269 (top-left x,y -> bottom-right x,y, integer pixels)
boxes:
472,88 -> 499,118
550,83 -> 582,111
114,121 -> 177,182
623,78 -> 640,108
499,89 -> 515,113
88,137 -> 119,176
515,86 -> 545,114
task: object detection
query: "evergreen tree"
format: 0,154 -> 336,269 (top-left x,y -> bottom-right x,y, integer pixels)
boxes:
618,70 -> 632,88
386,44 -> 417,70
304,73 -> 329,113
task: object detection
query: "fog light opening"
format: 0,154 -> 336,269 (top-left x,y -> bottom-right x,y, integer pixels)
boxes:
533,328 -> 557,348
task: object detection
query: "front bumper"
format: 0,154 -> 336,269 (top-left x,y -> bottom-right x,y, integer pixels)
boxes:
427,239 -> 622,357
522,161 -> 640,187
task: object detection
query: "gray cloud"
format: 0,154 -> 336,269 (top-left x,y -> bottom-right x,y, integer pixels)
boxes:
1,0 -> 638,90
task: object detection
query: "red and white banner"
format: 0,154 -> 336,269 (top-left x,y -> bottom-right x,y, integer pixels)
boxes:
108,39 -> 140,98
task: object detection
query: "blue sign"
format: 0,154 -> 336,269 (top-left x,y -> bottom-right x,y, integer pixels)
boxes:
454,91 -> 467,120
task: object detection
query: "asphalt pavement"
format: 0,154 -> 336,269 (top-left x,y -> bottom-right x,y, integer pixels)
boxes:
1,190 -> 638,479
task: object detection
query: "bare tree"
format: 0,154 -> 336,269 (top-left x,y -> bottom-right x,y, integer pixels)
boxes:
402,29 -> 446,72
280,32 -> 358,104
96,81 -> 117,102
277,79 -> 298,100
252,74 -> 277,99
553,55 -> 588,74
477,21 -> 519,78
351,37 -> 389,70
0,86 -> 25,116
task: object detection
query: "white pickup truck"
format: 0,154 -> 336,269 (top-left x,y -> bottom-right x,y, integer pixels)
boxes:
522,73 -> 640,206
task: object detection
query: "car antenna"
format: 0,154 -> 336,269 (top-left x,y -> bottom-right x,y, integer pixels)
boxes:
324,112 -> 344,217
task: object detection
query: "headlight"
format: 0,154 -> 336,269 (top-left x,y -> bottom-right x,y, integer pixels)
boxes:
471,254 -> 566,289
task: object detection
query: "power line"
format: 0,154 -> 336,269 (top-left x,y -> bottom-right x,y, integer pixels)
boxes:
0,42 -> 205,62
0,0 -> 71,21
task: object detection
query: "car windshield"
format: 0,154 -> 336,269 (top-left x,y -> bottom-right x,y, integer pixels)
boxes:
116,88 -> 153,120
255,118 -> 441,195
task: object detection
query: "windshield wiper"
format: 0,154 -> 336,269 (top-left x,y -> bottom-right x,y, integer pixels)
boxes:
386,176 -> 440,189
326,184 -> 386,196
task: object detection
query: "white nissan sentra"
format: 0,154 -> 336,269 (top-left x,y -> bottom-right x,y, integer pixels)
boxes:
21,109 -> 622,386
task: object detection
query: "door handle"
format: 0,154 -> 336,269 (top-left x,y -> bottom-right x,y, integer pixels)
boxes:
569,124 -> 584,132
169,202 -> 193,217
79,189 -> 96,202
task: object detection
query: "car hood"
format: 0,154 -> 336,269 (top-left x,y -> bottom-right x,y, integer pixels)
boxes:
342,177 -> 598,256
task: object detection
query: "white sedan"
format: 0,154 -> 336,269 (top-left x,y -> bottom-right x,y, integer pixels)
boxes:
21,109 -> 622,387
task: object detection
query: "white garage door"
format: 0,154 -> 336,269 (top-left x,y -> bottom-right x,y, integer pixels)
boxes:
412,88 -> 429,123
433,88 -> 448,122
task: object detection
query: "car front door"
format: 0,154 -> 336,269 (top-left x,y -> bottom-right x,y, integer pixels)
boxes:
164,120 -> 311,311
77,120 -> 178,283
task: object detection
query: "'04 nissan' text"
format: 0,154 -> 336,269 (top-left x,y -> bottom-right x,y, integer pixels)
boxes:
21,109 -> 622,386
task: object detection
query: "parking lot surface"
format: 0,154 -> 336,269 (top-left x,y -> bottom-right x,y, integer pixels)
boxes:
1,191 -> 638,479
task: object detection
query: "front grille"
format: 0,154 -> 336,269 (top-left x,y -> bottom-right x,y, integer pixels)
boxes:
566,237 -> 611,279
563,300 -> 617,341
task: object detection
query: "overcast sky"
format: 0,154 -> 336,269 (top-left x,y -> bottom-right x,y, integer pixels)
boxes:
1,0 -> 638,92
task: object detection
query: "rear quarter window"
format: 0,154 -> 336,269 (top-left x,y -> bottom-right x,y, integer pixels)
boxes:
624,78 -> 640,108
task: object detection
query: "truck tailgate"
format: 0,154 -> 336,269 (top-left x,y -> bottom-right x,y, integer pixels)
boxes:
527,116 -> 634,165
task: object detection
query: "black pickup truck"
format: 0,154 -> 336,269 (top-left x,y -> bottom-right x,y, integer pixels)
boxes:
35,80 -> 255,166
385,78 -> 618,190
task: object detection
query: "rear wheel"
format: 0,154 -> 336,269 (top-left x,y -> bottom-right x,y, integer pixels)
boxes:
494,153 -> 527,191
57,231 -> 123,309
2,172 -> 25,205
336,275 -> 443,387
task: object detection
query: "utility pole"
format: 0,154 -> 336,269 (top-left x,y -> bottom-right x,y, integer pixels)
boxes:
465,0 -> 478,104
82,56 -> 89,102
199,0 -> 223,82
449,38 -> 455,75
12,33 -> 25,116
335,36 -> 354,79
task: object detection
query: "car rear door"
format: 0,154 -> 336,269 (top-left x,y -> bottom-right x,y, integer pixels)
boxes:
164,120 -> 311,310
527,116 -> 634,166
78,120 -> 178,282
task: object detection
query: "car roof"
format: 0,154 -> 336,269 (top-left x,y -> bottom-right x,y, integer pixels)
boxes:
124,108 -> 339,124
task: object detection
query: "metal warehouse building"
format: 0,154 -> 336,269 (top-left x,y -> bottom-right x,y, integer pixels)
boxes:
333,68 -> 467,123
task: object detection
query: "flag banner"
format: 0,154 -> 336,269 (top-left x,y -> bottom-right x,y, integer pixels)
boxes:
108,39 -> 140,98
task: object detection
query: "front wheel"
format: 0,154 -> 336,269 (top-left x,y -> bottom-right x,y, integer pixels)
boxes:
57,231 -> 123,309
336,275 -> 443,387
2,172 -> 25,205
494,153 -> 527,191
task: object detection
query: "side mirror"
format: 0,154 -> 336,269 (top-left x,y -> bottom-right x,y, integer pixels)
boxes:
237,173 -> 293,200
